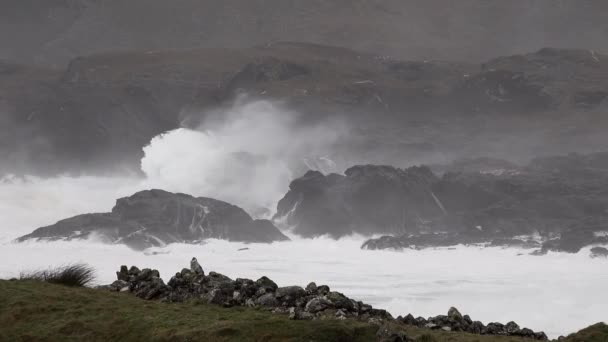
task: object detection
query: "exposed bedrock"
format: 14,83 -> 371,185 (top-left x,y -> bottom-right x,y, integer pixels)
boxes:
276,152 -> 608,253
17,189 -> 288,249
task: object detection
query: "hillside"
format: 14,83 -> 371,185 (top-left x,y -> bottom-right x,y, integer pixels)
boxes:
2,280 -> 604,341
2,43 -> 608,176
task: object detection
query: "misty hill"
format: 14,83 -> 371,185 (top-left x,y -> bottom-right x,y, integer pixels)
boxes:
275,152 -> 608,254
2,43 -> 608,176
2,1 -> 608,67
17,189 -> 288,249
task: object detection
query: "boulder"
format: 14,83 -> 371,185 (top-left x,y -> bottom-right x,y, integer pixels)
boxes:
190,257 -> 204,275
326,291 -> 355,311
256,293 -> 279,307
505,321 -> 521,334
305,282 -> 318,294
447,307 -> 463,321
255,276 -> 278,293
305,297 -> 333,313
275,286 -> 306,306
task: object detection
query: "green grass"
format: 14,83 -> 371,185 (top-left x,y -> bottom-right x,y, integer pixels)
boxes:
0,280 -> 605,342
559,323 -> 608,342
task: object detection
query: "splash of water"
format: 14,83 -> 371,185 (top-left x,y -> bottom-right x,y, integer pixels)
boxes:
141,97 -> 345,214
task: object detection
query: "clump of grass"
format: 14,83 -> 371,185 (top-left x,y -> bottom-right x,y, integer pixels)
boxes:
19,263 -> 95,287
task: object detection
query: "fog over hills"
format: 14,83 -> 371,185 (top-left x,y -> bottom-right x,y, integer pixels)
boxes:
2,1 -> 608,67
2,43 -> 608,176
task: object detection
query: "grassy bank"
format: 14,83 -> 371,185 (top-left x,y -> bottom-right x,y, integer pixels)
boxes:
0,280 -> 605,341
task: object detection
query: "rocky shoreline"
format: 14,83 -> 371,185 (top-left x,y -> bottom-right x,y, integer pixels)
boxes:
101,258 -> 548,341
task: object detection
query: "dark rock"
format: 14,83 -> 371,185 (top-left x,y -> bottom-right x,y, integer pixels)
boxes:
305,282 -> 318,294
400,313 -> 417,325
117,265 -> 129,281
415,317 -> 428,326
275,286 -> 306,306
133,276 -> 168,300
274,165 -> 441,238
255,276 -> 278,293
590,246 -> 608,258
447,307 -> 463,321
18,189 -> 289,249
128,266 -> 140,275
317,285 -> 330,295
486,322 -> 506,335
256,293 -> 280,307
305,297 -> 333,313
109,280 -> 129,291
505,321 -> 520,334
190,257 -> 204,275
470,321 -> 485,334
327,291 -> 355,311
519,328 -> 536,338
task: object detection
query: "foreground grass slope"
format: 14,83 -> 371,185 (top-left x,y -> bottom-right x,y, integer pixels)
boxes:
0,280 -> 605,342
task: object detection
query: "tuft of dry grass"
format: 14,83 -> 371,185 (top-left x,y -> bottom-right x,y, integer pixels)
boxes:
19,263 -> 95,287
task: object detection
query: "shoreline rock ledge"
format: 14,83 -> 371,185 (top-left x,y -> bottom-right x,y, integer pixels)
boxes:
101,258 -> 548,341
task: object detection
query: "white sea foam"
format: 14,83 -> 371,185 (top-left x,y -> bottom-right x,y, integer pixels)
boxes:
0,237 -> 606,338
140,97 -> 345,214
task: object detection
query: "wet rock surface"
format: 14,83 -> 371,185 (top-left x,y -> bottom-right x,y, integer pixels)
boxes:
103,260 -> 548,340
17,189 -> 289,249
590,246 -> 608,258
275,152 -> 608,254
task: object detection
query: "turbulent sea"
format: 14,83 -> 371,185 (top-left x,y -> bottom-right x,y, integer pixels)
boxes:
1,176 -> 607,339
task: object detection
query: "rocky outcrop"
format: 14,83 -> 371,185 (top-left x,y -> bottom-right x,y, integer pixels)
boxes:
590,247 -> 608,258
397,307 -> 547,340
279,152 -> 608,253
17,189 -> 288,249
103,259 -> 392,324
275,165 -> 442,238
102,260 -> 547,340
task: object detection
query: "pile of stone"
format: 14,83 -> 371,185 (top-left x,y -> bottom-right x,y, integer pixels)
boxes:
397,307 -> 548,340
102,258 -> 548,340
104,258 -> 392,322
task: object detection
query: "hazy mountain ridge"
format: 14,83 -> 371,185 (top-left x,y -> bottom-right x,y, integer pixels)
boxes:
3,0 -> 608,66
2,43 -> 608,176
